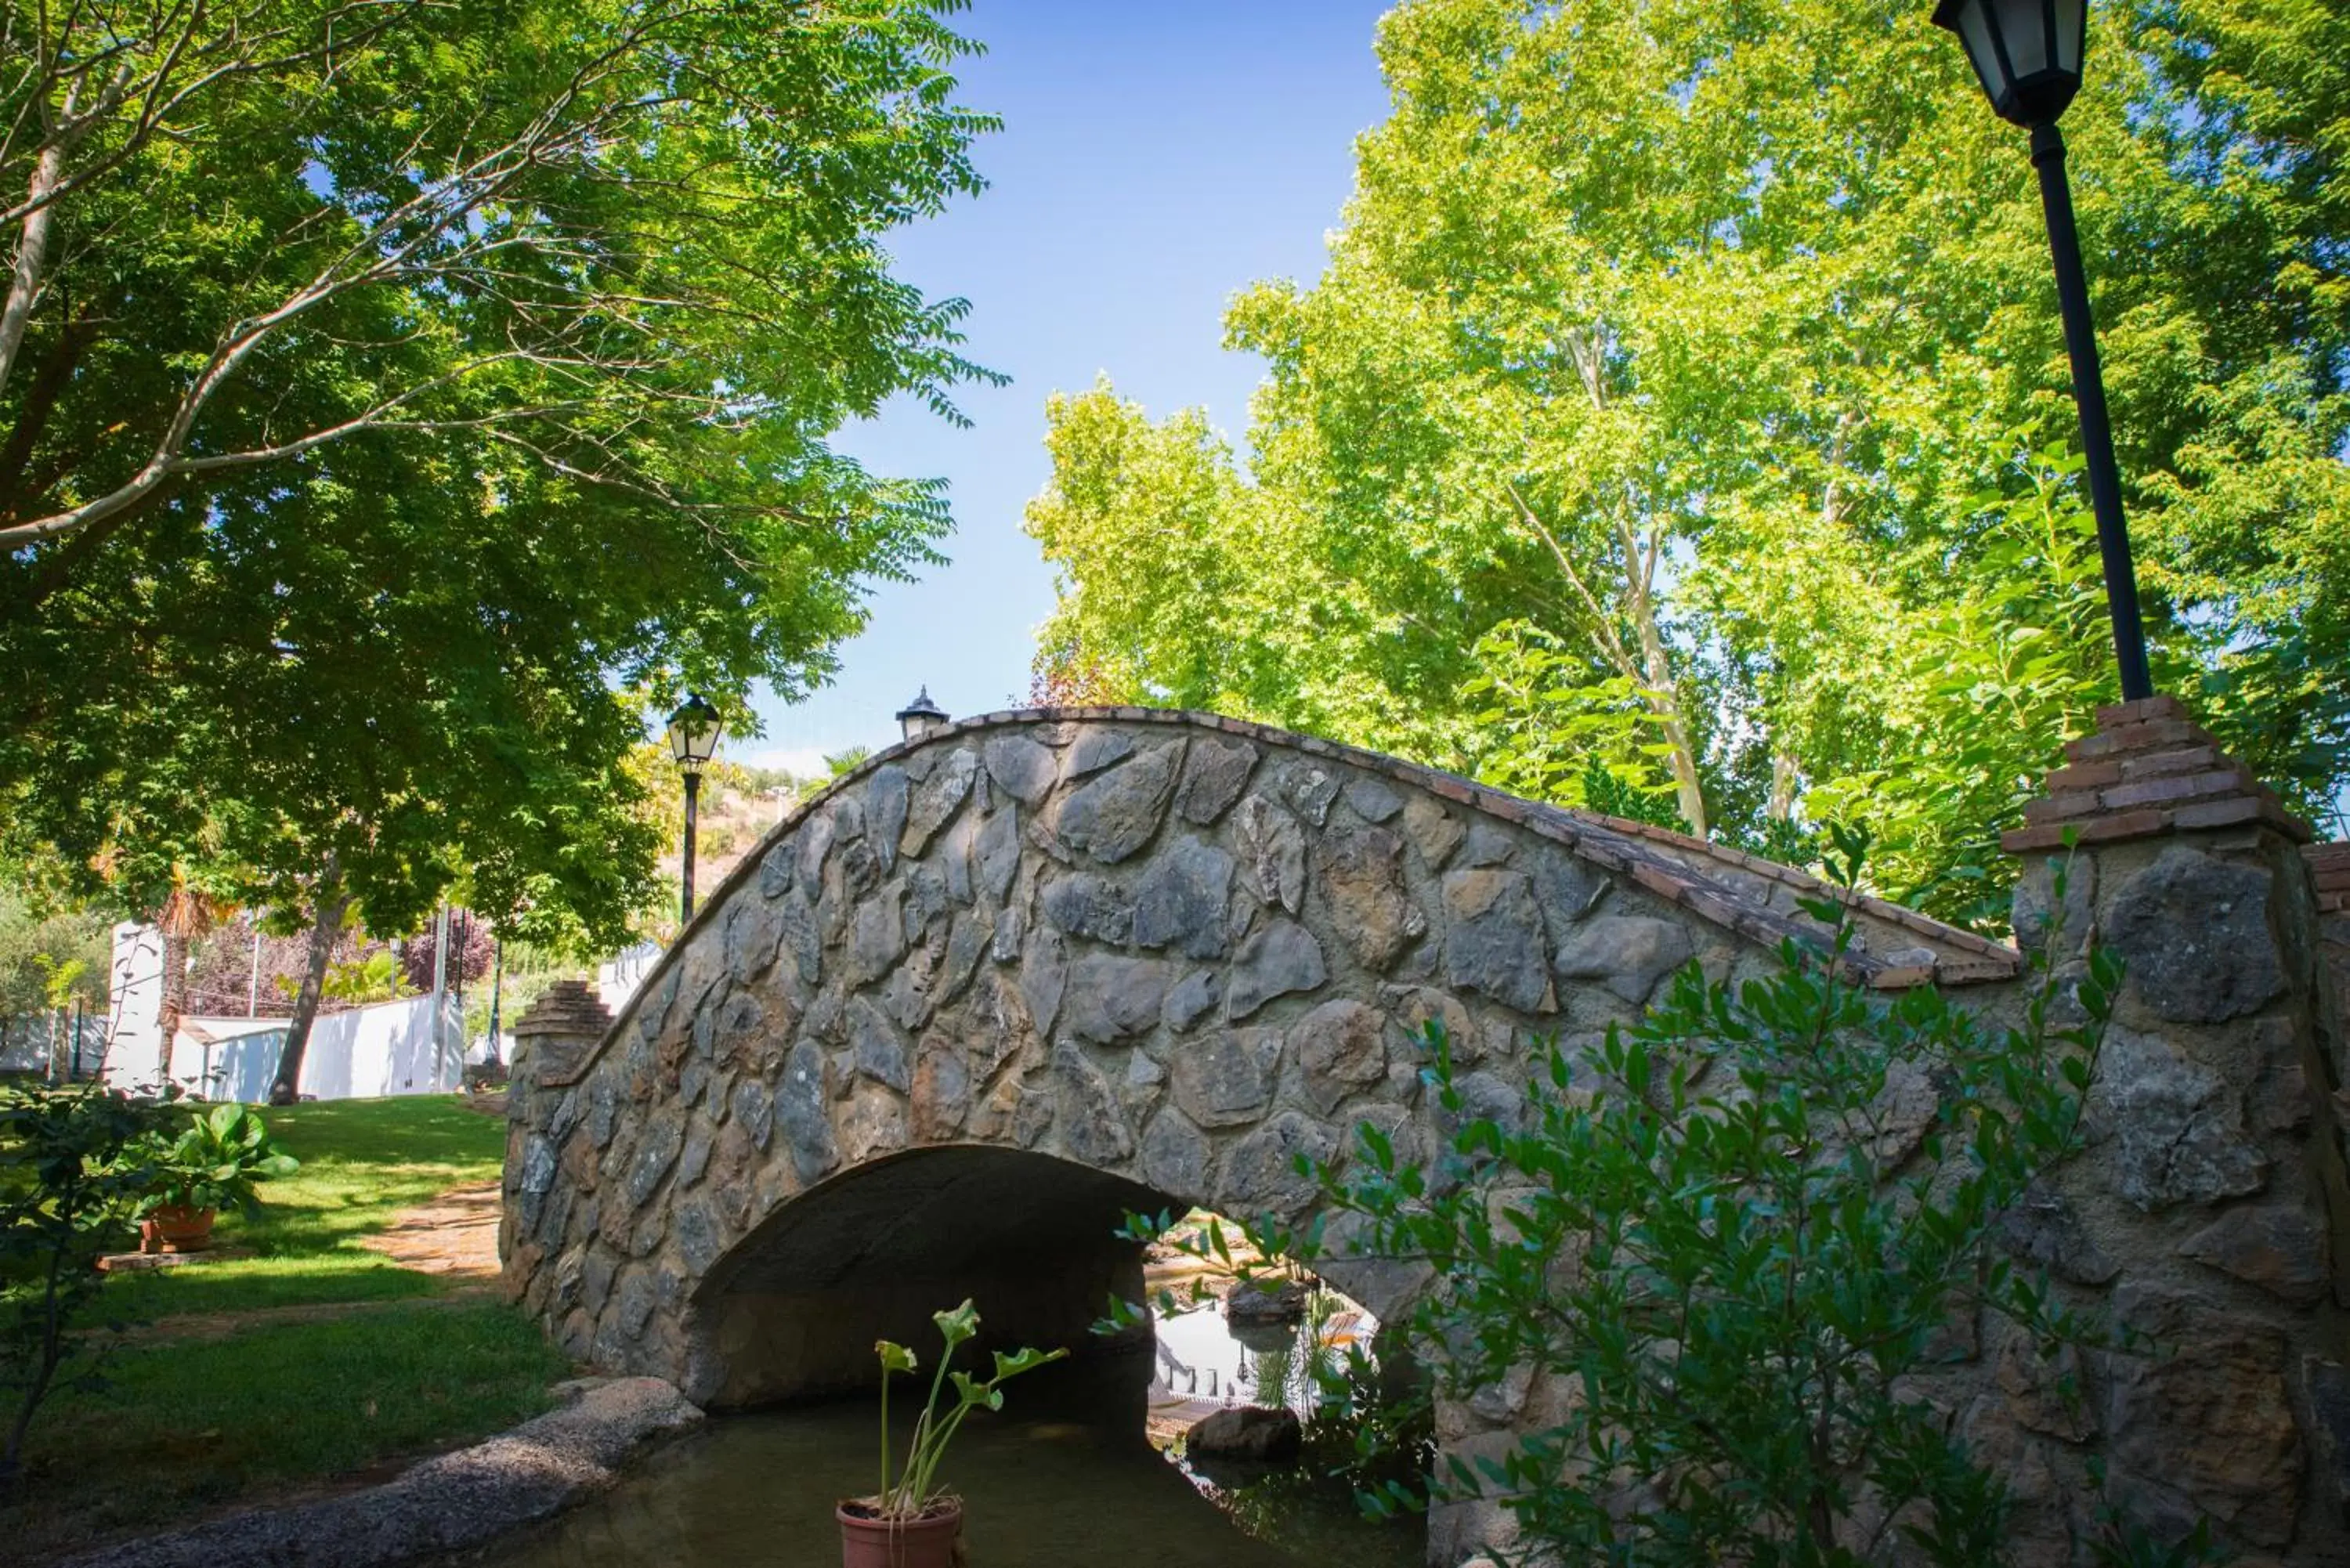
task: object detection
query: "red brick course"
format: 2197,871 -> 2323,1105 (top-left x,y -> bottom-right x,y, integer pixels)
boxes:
2001,695 -> 2311,854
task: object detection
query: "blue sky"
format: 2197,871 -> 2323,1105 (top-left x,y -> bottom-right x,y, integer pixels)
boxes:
738,1 -> 1394,775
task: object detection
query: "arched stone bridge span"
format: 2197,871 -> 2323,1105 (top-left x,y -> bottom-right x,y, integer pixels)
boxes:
501,707 -> 2019,1413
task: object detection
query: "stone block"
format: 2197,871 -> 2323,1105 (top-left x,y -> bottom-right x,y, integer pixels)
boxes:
1316,825 -> 1420,972
1226,919 -> 1327,1019
1292,999 -> 1387,1114
1174,738 -> 1257,825
1162,969 -> 1220,1032
1057,744 -> 1180,863
1139,1107 -> 1210,1197
982,734 -> 1056,806
838,1082 -> 906,1165
2106,847 -> 2283,1024
2178,1205 -> 2330,1304
1040,870 -> 1134,945
2091,1028 -> 2268,1210
1061,953 -> 1171,1043
848,997 -> 909,1093
1553,914 -> 1694,1005
1232,794 -> 1307,914
1054,1042 -> 1133,1165
1403,795 -> 1464,869
1221,1111 -> 1338,1215
773,1039 -> 837,1183
2106,1288 -> 2301,1546
1133,836 -> 1234,959
1170,1029 -> 1278,1128
902,747 -> 978,857
1442,868 -> 1554,1015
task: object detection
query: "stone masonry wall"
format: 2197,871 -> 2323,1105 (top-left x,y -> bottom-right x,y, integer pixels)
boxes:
499,709 -> 2014,1552
1962,698 -> 2350,1565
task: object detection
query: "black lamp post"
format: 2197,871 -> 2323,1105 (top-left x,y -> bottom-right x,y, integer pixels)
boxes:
1933,0 -> 2153,702
666,693 -> 723,923
895,688 -> 948,745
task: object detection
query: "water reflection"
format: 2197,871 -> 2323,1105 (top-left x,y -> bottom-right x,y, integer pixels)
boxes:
477,1351 -> 1417,1568
1151,1288 -> 1372,1415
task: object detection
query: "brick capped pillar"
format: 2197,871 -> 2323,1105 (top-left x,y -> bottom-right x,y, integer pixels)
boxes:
501,981 -> 613,1310
1990,695 -> 2350,1561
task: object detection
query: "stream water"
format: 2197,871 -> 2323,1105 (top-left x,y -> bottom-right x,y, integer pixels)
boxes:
479,1317 -> 1420,1568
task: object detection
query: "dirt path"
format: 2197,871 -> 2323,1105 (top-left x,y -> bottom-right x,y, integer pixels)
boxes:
357,1179 -> 502,1278
125,1181 -> 506,1343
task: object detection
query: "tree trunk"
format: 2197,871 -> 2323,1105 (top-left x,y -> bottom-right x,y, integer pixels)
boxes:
0,140 -> 65,399
269,858 -> 348,1106
1626,572 -> 1708,838
1768,743 -> 1799,822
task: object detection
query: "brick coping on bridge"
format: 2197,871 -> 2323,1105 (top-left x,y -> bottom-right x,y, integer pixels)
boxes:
562,708 -> 2023,1090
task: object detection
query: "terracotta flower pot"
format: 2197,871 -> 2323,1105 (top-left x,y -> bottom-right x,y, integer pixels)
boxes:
837,1498 -> 963,1568
143,1205 -> 218,1254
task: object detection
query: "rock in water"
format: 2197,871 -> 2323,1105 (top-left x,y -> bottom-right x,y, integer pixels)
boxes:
1186,1404 -> 1303,1463
1224,1276 -> 1312,1326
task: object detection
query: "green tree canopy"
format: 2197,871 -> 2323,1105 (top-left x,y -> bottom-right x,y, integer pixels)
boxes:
1028,0 -> 2348,916
1,0 -> 1000,945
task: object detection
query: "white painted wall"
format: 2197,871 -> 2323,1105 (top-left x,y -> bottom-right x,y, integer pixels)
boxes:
597,941 -> 662,1010
105,922 -> 166,1089
175,996 -> 461,1101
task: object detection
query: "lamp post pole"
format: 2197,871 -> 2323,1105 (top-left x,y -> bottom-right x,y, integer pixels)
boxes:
680,770 -> 702,926
1935,0 -> 2155,705
2030,119 -> 2153,703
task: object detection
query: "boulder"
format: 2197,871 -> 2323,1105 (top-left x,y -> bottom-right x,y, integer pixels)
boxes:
1225,1276 -> 1312,1326
1186,1404 -> 1302,1464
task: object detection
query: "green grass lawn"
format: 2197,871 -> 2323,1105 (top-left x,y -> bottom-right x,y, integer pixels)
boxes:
107,1096 -> 509,1321
7,1095 -> 573,1563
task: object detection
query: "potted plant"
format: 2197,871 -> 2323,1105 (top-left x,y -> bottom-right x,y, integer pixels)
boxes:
136,1102 -> 298,1253
837,1300 -> 1067,1568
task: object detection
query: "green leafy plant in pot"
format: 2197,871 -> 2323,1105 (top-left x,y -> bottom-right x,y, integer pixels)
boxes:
136,1103 -> 298,1253
837,1299 -> 1067,1568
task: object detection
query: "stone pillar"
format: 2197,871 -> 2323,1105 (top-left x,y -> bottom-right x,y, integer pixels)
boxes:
2312,842 -> 2350,1031
1995,695 -> 2350,1561
501,981 -> 613,1312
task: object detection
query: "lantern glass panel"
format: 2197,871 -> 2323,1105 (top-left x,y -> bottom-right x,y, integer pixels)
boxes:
1947,0 -> 2005,103
1998,0 -> 2049,78
666,697 -> 723,770
2053,0 -> 2084,73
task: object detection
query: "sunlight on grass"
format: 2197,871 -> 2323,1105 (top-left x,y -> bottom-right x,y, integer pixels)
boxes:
14,1304 -> 569,1559
118,1097 -> 507,1321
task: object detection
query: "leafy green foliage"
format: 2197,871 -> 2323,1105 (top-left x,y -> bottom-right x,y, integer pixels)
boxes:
870,1299 -> 1068,1520
1029,0 -> 2349,901
133,1103 -> 298,1219
0,0 -> 1002,956
0,1083 -> 166,1484
0,887 -> 110,1019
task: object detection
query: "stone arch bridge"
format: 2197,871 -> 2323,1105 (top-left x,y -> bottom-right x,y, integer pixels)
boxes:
499,700 -> 2350,1565
500,707 -> 2019,1414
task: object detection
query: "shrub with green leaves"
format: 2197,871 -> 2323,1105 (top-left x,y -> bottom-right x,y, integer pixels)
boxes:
136,1103 -> 298,1219
0,1083 -> 167,1485
1133,828 -> 2131,1566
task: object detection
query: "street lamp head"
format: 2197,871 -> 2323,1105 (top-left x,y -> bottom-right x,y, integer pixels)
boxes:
1933,0 -> 2085,128
895,687 -> 948,745
665,693 -> 724,776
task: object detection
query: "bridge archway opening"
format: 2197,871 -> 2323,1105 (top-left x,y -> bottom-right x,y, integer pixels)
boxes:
690,1144 -> 1175,1411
